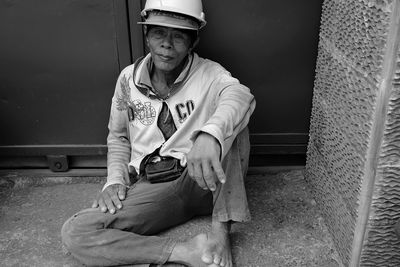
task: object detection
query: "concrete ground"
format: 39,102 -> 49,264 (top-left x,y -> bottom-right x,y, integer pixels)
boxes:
0,168 -> 343,267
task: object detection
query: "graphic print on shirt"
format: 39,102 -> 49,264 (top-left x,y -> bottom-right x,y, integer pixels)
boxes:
131,100 -> 156,125
115,75 -> 133,111
175,100 -> 195,123
115,75 -> 156,126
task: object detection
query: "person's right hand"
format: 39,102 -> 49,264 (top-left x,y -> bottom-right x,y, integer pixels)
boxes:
92,184 -> 127,214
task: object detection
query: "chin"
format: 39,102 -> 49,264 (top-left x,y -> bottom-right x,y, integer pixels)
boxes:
154,62 -> 177,72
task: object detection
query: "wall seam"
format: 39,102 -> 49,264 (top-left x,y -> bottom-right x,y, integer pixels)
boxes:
111,0 -> 122,72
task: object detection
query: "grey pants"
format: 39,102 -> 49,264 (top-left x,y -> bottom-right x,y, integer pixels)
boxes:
61,128 -> 251,266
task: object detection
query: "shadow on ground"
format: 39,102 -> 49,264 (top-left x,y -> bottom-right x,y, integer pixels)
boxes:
0,169 -> 342,267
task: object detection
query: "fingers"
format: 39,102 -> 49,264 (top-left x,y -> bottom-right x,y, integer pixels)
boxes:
187,159 -> 194,178
103,193 -> 116,214
187,155 -> 204,189
188,153 -> 225,191
109,190 -> 122,211
118,184 -> 126,200
186,132 -> 226,191
189,159 -> 223,191
193,162 -> 207,190
95,184 -> 126,214
98,195 -> 108,213
202,160 -> 217,191
211,159 -> 226,184
92,198 -> 99,208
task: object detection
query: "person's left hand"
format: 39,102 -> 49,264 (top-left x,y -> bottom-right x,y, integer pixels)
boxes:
187,132 -> 226,191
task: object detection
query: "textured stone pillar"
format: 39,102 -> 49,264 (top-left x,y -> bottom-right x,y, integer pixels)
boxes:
306,0 -> 400,266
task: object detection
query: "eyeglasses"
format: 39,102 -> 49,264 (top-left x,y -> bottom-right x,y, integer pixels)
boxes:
148,27 -> 191,46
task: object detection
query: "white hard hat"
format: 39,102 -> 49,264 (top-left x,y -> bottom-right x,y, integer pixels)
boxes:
139,0 -> 206,30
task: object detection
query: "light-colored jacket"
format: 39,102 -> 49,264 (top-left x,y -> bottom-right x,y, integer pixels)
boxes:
103,53 -> 256,190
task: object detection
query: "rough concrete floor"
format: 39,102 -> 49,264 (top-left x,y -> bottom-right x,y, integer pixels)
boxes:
0,169 -> 343,267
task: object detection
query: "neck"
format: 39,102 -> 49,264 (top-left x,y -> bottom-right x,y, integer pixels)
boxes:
151,55 -> 188,87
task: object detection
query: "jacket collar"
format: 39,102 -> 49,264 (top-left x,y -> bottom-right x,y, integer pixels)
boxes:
133,53 -> 196,100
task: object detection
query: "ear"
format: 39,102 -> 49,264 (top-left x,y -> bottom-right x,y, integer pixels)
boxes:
189,36 -> 200,53
143,27 -> 150,47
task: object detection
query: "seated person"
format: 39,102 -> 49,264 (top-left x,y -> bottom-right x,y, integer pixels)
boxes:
62,0 -> 256,266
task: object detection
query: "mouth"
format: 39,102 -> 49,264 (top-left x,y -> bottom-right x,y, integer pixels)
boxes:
157,54 -> 174,61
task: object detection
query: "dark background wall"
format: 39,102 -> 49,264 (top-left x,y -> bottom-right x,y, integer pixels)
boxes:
0,0 -> 322,169
0,0 -> 120,145
200,0 -> 321,134
198,0 -> 322,161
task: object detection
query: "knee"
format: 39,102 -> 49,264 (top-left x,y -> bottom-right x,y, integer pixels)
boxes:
61,213 -> 93,266
61,209 -> 108,267
61,210 -> 93,254
61,215 -> 79,253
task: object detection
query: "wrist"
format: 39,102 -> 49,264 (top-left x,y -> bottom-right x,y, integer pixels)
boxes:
196,132 -> 222,159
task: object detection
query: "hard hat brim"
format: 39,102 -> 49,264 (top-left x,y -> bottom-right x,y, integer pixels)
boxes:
138,10 -> 200,31
138,21 -> 198,31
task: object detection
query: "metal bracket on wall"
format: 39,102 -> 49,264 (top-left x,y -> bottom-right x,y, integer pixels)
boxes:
46,155 -> 69,172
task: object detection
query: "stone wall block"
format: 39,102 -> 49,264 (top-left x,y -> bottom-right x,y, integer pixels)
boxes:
308,98 -> 365,216
319,0 -> 391,83
306,0 -> 399,265
360,167 -> 400,266
314,43 -> 377,155
306,143 -> 355,266
359,75 -> 400,265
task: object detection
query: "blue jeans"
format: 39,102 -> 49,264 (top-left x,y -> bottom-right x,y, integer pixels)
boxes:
61,128 -> 251,266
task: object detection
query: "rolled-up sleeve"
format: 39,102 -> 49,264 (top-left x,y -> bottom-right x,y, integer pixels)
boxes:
102,74 -> 132,191
191,71 -> 256,158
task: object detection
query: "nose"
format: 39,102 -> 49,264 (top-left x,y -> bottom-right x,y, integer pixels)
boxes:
161,31 -> 173,49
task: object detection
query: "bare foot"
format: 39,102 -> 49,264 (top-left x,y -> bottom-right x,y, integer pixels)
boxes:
201,221 -> 232,267
168,222 -> 232,267
169,233 -> 208,267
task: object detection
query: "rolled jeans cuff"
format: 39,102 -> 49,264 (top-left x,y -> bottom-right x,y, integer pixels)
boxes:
212,211 -> 251,223
158,238 -> 177,264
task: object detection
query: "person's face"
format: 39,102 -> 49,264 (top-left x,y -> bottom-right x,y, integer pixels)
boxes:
146,26 -> 194,73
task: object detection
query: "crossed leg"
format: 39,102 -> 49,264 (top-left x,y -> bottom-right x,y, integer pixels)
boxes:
62,128 -> 250,266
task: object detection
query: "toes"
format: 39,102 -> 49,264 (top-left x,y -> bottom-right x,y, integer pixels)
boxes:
201,252 -> 214,264
213,255 -> 222,265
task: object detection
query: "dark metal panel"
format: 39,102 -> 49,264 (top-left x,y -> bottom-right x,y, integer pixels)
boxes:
250,133 -> 309,145
0,0 -> 323,169
250,133 -> 308,155
197,0 -> 323,135
113,0 -> 133,69
0,155 -> 107,169
0,0 -> 121,146
251,144 -> 307,155
127,0 -> 145,61
0,145 -> 106,156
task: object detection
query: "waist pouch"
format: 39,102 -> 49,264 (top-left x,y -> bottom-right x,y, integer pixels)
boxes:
145,156 -> 184,183
140,149 -> 184,183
